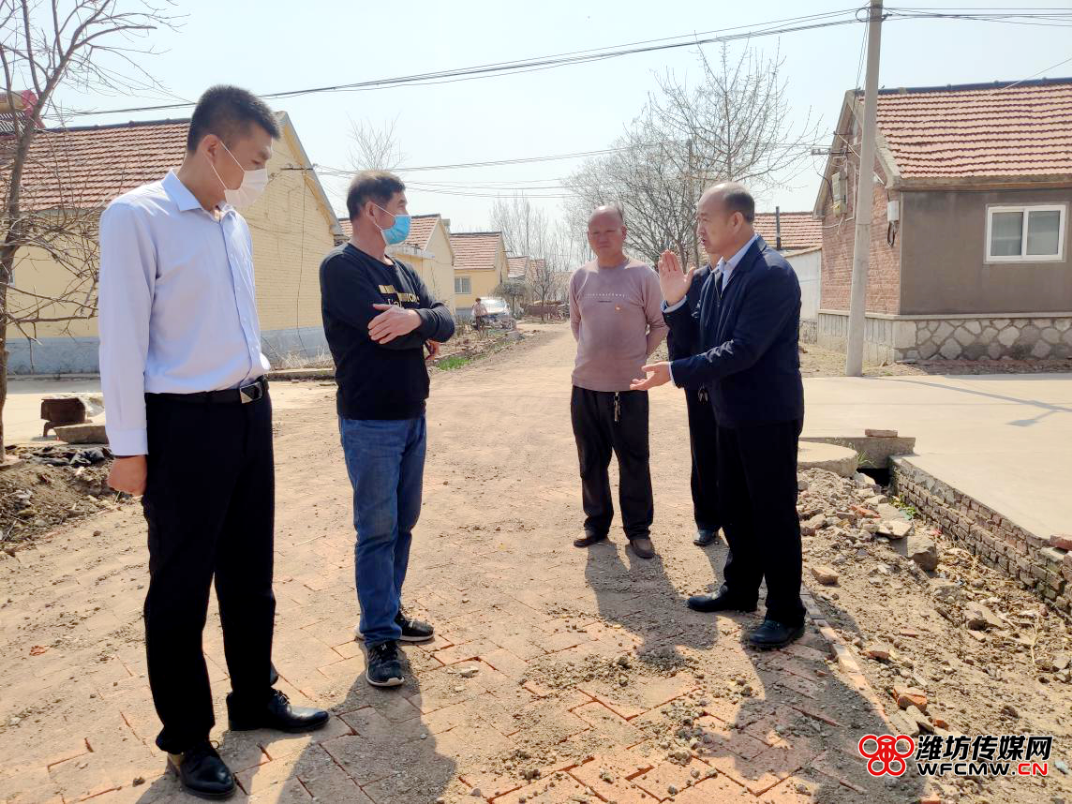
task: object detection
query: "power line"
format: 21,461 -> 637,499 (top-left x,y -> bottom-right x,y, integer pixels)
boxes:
69,9 -> 864,117
997,54 -> 1072,90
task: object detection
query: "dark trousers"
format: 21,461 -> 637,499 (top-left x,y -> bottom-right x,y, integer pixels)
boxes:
142,391 -> 276,753
717,419 -> 806,627
685,389 -> 721,533
570,386 -> 653,540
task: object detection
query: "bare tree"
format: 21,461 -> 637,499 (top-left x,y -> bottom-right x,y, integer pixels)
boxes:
567,43 -> 820,269
490,195 -> 549,260
0,0 -> 176,452
348,117 -> 406,173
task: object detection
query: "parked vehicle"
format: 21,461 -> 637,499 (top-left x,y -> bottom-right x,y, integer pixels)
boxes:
477,297 -> 515,329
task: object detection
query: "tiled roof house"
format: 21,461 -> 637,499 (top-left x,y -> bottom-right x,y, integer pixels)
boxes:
813,77 -> 1072,363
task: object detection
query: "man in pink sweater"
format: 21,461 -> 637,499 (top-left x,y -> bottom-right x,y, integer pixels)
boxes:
569,205 -> 668,559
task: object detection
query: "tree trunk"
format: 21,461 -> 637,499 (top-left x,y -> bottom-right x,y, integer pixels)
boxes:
0,283 -> 8,456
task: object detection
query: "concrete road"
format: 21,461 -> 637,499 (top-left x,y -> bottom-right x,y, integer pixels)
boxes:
804,373 -> 1072,540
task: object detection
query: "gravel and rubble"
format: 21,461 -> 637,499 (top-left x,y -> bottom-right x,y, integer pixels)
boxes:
800,467 -> 1072,804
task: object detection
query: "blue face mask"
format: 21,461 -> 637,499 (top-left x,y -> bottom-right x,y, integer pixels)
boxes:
374,204 -> 411,245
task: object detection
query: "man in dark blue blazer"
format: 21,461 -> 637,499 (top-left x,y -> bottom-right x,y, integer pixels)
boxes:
665,263 -> 722,548
632,182 -> 806,649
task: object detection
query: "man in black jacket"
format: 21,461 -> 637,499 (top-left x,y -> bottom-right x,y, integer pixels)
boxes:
666,263 -> 722,548
632,182 -> 806,650
320,171 -> 455,687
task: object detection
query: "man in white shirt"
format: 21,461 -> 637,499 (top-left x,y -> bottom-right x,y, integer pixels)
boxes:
99,86 -> 327,799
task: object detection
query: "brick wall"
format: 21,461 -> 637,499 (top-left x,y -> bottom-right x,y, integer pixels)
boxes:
892,458 -> 1071,618
820,154 -> 902,314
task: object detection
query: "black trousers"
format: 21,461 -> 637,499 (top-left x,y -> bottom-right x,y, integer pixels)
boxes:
142,390 -> 276,753
570,386 -> 653,540
717,419 -> 806,627
685,389 -> 721,533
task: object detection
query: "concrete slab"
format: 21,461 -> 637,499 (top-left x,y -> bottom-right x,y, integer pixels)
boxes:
801,434 -> 916,469
803,373 -> 1072,540
798,441 -> 857,477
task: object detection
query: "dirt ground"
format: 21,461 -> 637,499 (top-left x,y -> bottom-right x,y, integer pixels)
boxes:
1,321 -> 1069,804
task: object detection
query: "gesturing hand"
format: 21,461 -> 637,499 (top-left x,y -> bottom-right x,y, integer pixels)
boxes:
369,304 -> 421,344
657,250 -> 695,306
630,362 -> 672,391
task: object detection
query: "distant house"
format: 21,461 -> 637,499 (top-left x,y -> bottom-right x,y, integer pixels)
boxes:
754,211 -> 823,338
449,231 -> 509,316
338,212 -> 456,311
507,255 -> 531,281
814,77 -> 1072,362
3,114 -> 343,374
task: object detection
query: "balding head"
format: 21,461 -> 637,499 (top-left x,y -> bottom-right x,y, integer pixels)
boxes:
699,182 -> 755,223
696,182 -> 757,262
588,204 -> 625,228
587,204 -> 628,267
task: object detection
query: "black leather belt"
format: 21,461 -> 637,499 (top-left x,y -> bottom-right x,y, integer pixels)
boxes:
149,376 -> 268,405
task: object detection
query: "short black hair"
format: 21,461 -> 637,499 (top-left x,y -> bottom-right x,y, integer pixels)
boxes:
723,184 -> 756,223
347,171 -> 406,221
186,85 -> 280,152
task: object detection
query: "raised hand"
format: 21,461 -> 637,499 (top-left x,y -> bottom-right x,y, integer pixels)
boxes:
657,250 -> 694,306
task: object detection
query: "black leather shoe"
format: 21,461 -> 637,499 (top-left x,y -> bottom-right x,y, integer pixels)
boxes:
574,531 -> 608,548
168,742 -> 235,800
629,536 -> 655,559
687,593 -> 757,613
227,690 -> 330,733
749,619 -> 806,650
693,529 -> 719,547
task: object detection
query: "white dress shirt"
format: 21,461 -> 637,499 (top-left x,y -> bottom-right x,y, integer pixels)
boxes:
664,233 -> 760,386
98,170 -> 270,456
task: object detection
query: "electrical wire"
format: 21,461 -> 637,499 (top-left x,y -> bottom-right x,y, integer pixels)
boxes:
66,9 -> 864,118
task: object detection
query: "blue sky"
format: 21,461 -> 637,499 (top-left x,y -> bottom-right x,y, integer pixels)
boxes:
59,1 -> 1072,235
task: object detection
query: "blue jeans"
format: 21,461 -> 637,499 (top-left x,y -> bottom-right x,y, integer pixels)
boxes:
339,416 -> 427,646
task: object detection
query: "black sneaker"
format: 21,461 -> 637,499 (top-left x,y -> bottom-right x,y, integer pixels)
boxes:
366,641 -> 404,687
396,608 -> 434,643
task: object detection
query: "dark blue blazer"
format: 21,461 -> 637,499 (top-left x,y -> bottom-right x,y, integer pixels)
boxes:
664,237 -> 804,428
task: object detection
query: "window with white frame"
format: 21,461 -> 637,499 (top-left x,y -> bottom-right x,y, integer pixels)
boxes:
455,276 -> 471,294
986,204 -> 1066,262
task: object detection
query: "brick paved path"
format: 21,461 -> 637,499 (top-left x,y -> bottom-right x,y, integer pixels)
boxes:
0,327 -> 928,804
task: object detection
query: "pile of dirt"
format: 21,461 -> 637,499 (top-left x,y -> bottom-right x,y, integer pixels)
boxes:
0,446 -> 119,552
432,327 -> 536,370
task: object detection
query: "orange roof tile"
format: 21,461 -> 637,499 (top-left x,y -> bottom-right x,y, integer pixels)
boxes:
507,255 -> 530,279
753,212 -> 821,251
449,231 -> 503,271
865,78 -> 1072,181
2,119 -> 188,211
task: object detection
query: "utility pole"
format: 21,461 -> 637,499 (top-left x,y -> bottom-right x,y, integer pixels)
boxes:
845,0 -> 884,376
687,137 -> 699,270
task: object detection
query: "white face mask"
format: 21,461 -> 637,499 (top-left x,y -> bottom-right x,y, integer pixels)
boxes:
209,142 -> 268,209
